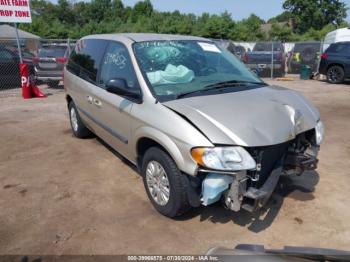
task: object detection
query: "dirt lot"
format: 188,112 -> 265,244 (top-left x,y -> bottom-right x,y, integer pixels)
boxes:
0,78 -> 350,255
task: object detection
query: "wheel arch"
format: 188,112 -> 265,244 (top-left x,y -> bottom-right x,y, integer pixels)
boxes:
66,94 -> 73,107
327,63 -> 345,71
134,127 -> 187,173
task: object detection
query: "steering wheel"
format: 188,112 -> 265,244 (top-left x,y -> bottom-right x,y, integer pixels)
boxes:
200,66 -> 218,75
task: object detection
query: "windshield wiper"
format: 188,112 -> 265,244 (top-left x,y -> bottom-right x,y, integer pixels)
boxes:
204,80 -> 266,89
175,80 -> 265,99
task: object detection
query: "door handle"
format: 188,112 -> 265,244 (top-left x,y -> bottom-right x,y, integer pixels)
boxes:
87,95 -> 93,104
93,98 -> 102,107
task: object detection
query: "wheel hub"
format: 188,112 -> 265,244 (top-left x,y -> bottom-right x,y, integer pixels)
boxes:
146,160 -> 170,206
70,108 -> 78,132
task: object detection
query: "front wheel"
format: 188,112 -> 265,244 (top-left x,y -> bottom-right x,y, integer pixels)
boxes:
141,147 -> 191,218
327,65 -> 345,84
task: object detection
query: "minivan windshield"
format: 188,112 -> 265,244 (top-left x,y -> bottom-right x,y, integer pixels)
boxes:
133,40 -> 264,101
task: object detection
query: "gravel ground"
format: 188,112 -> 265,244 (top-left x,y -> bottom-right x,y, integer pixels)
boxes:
0,79 -> 350,255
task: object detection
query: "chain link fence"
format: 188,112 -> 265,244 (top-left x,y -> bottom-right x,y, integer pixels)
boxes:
0,38 -> 75,97
214,40 -> 330,78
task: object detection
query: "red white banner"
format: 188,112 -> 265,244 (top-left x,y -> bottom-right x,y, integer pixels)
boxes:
0,0 -> 32,23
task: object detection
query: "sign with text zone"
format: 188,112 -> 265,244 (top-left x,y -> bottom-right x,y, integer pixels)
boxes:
0,0 -> 32,23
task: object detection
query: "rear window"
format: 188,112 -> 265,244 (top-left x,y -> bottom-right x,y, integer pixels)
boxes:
38,47 -> 66,57
327,43 -> 350,53
253,43 -> 283,52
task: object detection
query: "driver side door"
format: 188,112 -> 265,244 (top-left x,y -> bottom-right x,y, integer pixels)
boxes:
91,41 -> 141,160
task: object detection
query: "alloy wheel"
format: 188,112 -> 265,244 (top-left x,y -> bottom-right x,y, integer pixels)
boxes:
146,160 -> 170,206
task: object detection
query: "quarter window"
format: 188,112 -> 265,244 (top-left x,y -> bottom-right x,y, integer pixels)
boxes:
67,39 -> 108,83
99,42 -> 139,89
328,43 -> 349,54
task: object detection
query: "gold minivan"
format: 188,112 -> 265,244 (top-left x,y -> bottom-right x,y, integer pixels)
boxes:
64,33 -> 324,218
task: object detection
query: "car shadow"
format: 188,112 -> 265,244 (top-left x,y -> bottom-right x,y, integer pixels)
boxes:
89,136 -> 319,232
95,137 -> 140,174
178,170 -> 319,233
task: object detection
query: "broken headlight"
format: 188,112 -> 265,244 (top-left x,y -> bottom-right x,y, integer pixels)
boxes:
191,146 -> 256,171
315,120 -> 325,145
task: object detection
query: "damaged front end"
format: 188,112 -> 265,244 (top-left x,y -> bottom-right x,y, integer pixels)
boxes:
188,127 -> 322,213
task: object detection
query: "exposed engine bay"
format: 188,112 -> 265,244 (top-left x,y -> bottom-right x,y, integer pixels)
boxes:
186,129 -> 319,213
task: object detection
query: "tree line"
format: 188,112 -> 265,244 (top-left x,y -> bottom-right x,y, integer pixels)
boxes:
15,0 -> 349,41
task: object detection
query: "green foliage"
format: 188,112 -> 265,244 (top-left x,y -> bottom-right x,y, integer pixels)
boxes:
13,0 -> 349,41
269,22 -> 296,41
268,11 -> 293,23
283,0 -> 348,34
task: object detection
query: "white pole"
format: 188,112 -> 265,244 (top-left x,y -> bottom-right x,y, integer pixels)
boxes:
14,23 -> 23,63
271,41 -> 274,79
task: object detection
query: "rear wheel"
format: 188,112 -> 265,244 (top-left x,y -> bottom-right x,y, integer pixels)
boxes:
141,147 -> 191,218
327,65 -> 345,84
68,101 -> 92,138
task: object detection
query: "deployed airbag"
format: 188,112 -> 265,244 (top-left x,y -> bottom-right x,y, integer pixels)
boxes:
146,64 -> 194,86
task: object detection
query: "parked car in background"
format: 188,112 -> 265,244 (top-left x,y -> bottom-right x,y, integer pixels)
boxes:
319,41 -> 350,84
65,33 -> 323,218
287,42 -> 321,74
243,42 -> 285,77
0,46 -> 35,88
34,45 -> 69,88
214,40 -> 246,61
233,45 -> 247,60
323,27 -> 350,51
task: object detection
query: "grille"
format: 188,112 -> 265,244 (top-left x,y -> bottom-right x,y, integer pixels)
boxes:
247,141 -> 290,188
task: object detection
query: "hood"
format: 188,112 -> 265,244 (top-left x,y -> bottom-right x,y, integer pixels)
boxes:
163,86 -> 320,147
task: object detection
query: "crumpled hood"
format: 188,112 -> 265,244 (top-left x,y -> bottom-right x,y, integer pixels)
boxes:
163,86 -> 320,147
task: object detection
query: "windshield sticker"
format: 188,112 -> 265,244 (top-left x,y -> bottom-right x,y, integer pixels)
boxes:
198,42 -> 221,53
104,52 -> 126,69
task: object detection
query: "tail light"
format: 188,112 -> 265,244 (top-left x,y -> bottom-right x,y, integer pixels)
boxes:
242,53 -> 248,63
320,53 -> 328,59
55,57 -> 67,63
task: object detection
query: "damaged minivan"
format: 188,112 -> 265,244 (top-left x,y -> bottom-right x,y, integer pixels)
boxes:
64,33 -> 324,218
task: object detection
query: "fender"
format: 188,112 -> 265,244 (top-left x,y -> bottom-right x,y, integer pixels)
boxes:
133,126 -> 196,175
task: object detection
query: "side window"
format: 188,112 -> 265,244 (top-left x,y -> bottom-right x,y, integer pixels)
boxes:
328,43 -> 348,54
67,39 -> 108,83
99,42 -> 139,90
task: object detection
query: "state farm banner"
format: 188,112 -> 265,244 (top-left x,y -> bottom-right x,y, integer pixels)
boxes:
0,0 -> 32,23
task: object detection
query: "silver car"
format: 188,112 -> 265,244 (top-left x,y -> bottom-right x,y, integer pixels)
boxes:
64,34 -> 324,218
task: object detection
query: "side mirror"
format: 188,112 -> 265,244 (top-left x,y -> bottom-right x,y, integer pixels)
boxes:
106,78 -> 142,102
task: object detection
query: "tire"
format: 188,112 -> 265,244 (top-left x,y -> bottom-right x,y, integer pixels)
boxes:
327,65 -> 345,84
68,101 -> 93,138
141,147 -> 191,218
48,80 -> 60,88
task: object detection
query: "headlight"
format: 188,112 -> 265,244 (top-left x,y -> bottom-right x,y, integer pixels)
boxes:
315,121 -> 325,145
191,146 -> 256,171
